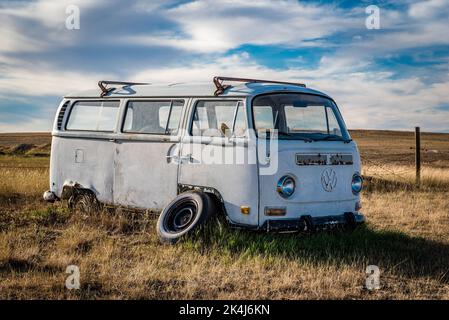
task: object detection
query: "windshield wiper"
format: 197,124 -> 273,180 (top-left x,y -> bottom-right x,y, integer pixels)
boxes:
277,131 -> 313,142
314,135 -> 350,142
315,135 -> 341,141
277,131 -> 292,137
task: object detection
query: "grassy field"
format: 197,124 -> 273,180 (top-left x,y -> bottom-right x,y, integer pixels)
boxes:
1,130 -> 449,299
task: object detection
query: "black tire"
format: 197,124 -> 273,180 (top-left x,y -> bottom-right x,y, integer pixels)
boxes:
157,191 -> 215,244
343,212 -> 358,232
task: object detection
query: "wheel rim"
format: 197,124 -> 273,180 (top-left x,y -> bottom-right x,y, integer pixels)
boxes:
164,199 -> 198,233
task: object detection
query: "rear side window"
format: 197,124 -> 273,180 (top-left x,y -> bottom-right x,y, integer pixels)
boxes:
66,101 -> 120,131
123,100 -> 184,135
191,100 -> 246,137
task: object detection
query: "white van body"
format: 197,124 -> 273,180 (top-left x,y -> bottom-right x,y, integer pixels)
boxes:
45,78 -> 364,231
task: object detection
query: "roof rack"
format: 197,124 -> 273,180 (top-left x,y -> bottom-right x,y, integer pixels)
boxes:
213,76 -> 306,96
98,80 -> 149,97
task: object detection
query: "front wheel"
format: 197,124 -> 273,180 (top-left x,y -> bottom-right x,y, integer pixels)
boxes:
157,191 -> 215,244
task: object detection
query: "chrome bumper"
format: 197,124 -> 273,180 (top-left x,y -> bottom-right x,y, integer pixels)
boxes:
262,212 -> 365,232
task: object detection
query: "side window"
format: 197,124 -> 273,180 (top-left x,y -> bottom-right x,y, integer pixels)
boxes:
253,106 -> 274,131
191,100 -> 246,137
123,100 -> 183,135
191,105 -> 209,135
66,100 -> 120,132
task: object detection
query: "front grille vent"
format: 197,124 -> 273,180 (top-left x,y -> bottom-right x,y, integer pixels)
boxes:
296,153 -> 353,165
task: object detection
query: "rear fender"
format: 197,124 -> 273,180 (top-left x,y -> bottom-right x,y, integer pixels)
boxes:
61,181 -> 96,201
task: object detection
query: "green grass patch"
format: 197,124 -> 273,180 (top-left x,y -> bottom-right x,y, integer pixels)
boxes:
25,207 -> 71,225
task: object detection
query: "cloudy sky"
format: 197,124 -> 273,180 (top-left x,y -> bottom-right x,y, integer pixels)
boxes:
0,0 -> 448,132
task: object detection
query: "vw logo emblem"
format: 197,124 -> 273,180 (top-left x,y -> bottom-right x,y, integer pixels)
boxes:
321,168 -> 337,192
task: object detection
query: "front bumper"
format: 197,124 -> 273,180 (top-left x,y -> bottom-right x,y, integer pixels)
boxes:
261,212 -> 365,232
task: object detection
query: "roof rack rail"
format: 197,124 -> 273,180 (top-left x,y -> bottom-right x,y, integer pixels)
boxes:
213,76 -> 306,96
98,80 -> 149,97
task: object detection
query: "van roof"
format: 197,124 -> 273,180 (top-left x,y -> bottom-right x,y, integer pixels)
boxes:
64,79 -> 331,100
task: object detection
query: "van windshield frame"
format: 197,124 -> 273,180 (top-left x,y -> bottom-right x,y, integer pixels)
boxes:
251,93 -> 351,142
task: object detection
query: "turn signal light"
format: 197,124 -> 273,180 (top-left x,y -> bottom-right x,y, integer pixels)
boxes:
240,206 -> 250,215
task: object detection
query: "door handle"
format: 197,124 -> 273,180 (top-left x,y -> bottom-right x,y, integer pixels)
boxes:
166,154 -> 192,163
166,155 -> 180,164
180,154 -> 192,162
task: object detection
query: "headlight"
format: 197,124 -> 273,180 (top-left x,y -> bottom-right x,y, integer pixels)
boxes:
351,173 -> 363,194
277,175 -> 296,198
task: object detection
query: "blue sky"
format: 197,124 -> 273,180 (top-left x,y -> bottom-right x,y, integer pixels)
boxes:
0,0 -> 448,132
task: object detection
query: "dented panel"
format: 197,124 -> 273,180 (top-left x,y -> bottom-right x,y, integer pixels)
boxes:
50,136 -> 115,204
113,138 -> 179,210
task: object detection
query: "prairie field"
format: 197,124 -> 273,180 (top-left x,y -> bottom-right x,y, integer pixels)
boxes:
0,130 -> 449,299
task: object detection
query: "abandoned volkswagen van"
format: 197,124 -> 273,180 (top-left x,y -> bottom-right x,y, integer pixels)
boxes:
44,76 -> 364,243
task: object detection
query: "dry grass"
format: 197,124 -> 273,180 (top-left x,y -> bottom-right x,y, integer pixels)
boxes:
0,132 -> 51,148
1,196 -> 449,299
363,164 -> 449,192
0,167 -> 49,197
351,129 -> 449,168
1,130 -> 449,300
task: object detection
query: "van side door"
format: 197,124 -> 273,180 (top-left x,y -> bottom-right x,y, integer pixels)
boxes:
113,99 -> 184,210
178,98 -> 259,227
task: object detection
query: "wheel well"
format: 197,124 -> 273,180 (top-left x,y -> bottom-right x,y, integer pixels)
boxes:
177,184 -> 226,216
61,182 -> 96,201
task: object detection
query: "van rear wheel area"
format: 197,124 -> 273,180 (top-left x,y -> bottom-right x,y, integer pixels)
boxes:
157,191 -> 215,244
68,191 -> 101,220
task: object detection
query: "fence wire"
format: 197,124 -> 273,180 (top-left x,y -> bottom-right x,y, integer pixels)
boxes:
360,154 -> 414,182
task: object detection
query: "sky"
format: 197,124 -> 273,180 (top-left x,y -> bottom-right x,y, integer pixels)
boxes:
0,0 -> 448,132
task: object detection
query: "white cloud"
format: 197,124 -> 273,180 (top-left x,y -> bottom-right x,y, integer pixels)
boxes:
0,0 -> 448,132
0,0 -> 106,28
2,47 -> 447,132
408,0 -> 449,19
132,52 -> 449,132
0,0 -> 107,53
122,0 -> 358,53
0,61 -> 115,96
120,0 -> 449,63
0,20 -> 46,52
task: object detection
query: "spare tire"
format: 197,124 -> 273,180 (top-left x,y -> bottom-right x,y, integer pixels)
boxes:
157,191 -> 215,244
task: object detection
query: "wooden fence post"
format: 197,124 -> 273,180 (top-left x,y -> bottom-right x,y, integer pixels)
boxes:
415,127 -> 421,187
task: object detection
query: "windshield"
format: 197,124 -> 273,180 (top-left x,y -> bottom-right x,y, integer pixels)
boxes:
252,93 -> 350,141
